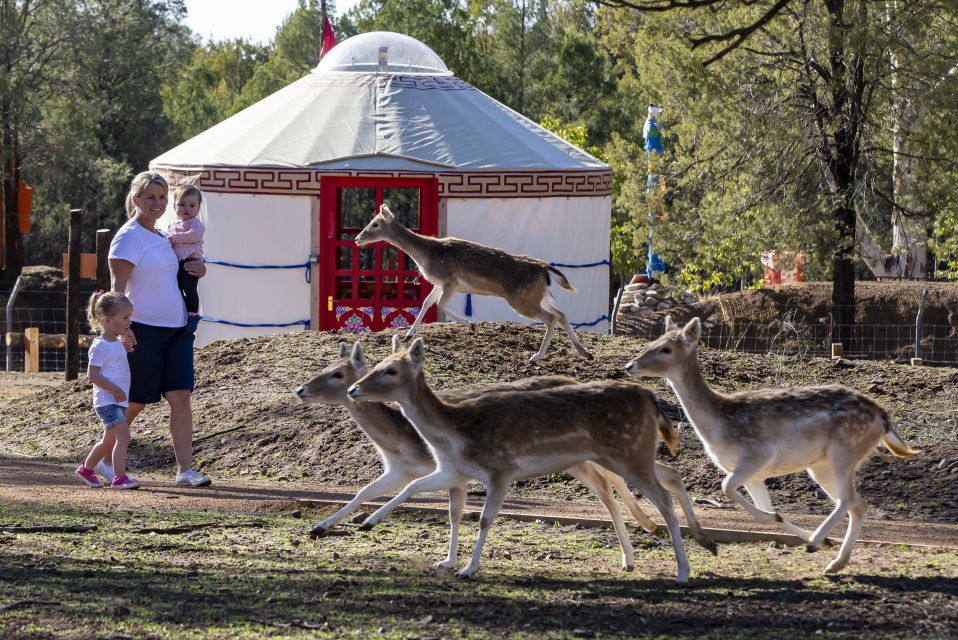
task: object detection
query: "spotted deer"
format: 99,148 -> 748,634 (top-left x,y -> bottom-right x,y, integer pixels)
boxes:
625,316 -> 921,573
355,204 -> 593,362
347,338 -> 711,583
296,337 -> 713,572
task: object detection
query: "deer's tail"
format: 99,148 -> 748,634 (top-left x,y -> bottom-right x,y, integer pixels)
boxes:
881,427 -> 920,458
546,265 -> 576,292
655,406 -> 679,456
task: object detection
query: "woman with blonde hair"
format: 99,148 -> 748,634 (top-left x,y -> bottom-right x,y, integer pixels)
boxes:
96,171 -> 211,487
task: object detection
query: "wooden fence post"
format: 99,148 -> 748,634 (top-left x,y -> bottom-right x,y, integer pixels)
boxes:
24,327 -> 39,373
65,208 -> 82,381
96,228 -> 111,292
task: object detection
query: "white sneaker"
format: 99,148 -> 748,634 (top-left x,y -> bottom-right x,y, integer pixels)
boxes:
175,469 -> 212,487
96,461 -> 115,484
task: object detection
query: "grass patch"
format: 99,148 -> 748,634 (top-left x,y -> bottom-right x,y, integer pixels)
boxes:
1,502 -> 956,639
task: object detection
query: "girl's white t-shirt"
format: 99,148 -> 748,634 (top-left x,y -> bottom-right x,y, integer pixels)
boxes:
109,218 -> 187,327
88,336 -> 130,408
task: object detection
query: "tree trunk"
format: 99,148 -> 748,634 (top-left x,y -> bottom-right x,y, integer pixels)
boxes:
832,204 -> 857,348
1,106 -> 24,285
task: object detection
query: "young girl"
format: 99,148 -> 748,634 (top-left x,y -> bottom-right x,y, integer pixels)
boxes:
166,184 -> 205,333
75,291 -> 139,490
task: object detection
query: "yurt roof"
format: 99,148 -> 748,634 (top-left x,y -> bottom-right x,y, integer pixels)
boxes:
152,32 -> 607,173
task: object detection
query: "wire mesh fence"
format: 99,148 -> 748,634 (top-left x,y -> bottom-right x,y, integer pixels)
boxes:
2,286 -> 94,373
617,300 -> 958,366
626,320 -> 957,363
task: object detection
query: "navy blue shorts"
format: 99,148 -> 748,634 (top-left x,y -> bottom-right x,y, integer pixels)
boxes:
128,321 -> 194,404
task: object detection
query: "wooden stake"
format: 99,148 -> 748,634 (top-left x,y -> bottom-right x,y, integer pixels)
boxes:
95,228 -> 112,292
24,327 -> 39,373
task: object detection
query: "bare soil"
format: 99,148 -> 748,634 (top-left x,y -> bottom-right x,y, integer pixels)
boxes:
0,320 -> 956,532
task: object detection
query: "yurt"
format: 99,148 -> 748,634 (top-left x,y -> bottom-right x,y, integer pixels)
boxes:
151,32 -> 612,348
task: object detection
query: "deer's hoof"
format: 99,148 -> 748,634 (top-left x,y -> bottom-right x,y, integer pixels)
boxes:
308,525 -> 329,539
824,558 -> 847,574
703,539 -> 719,556
806,544 -> 820,553
456,568 -> 478,579
582,351 -> 595,361
622,564 -> 635,572
358,521 -> 374,532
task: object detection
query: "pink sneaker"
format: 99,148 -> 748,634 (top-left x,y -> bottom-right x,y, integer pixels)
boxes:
111,475 -> 140,490
75,464 -> 103,488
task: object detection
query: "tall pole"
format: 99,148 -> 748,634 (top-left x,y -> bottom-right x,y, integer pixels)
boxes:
643,105 -> 665,280
65,208 -> 82,380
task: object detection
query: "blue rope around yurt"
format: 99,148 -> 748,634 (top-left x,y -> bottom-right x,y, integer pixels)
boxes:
204,258 -> 312,283
463,259 -> 610,323
199,315 -> 310,329
199,257 -> 312,329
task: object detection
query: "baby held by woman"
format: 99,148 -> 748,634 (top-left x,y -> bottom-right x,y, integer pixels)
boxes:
166,184 -> 204,332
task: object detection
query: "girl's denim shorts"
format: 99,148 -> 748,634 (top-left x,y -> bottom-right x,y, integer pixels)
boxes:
95,404 -> 127,428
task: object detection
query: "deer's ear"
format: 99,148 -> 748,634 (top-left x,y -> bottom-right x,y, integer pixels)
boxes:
351,342 -> 367,370
379,204 -> 394,222
339,342 -> 350,357
681,318 -> 701,344
664,316 -> 674,332
391,334 -> 402,353
408,337 -> 426,369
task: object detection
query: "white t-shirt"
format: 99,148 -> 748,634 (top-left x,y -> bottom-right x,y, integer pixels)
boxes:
88,336 -> 130,408
109,218 -> 187,327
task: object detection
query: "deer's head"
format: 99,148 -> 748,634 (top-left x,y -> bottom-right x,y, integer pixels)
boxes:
625,316 -> 701,379
296,342 -> 369,404
355,204 -> 398,247
348,337 -> 425,403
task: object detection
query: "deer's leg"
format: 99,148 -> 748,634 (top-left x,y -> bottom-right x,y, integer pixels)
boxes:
744,479 -> 815,542
805,460 -> 862,571
310,469 -> 411,537
358,469 -> 459,530
435,485 -> 467,570
435,287 -> 471,326
656,463 -> 718,555
544,299 -> 594,360
458,480 -> 509,579
405,286 -> 442,339
721,459 -> 784,524
530,321 -> 557,363
825,489 -> 866,573
620,463 -> 690,584
566,463 -> 636,571
601,467 -> 659,533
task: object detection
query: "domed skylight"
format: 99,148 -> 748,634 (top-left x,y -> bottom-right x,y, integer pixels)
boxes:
315,32 -> 451,75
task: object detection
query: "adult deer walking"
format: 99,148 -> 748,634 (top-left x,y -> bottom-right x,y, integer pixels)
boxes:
355,204 -> 593,362
296,337 -> 712,572
347,338 -> 708,583
625,317 -> 920,573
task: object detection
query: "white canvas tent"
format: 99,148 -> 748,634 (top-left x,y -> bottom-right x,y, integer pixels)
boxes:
152,32 -> 612,347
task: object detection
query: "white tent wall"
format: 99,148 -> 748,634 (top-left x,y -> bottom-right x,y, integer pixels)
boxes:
157,192 -> 313,348
443,196 -> 611,334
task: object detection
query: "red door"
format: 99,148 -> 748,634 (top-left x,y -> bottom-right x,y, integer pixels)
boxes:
319,177 -> 438,332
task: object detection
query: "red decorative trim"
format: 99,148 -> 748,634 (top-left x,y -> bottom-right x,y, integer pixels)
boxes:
152,164 -> 612,198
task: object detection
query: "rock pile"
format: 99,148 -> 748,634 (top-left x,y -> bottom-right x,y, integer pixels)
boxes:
617,281 -> 696,317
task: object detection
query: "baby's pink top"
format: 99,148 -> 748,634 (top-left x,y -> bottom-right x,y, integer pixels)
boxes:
166,217 -> 205,261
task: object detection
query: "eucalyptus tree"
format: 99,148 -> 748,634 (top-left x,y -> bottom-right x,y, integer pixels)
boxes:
597,0 -> 958,347
0,0 -> 76,282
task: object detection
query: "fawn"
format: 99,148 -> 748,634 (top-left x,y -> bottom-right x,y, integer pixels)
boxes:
625,316 -> 920,573
347,338 -> 710,583
296,337 -> 712,571
355,204 -> 593,362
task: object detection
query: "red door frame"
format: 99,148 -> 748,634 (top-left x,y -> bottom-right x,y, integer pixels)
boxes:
319,176 -> 439,331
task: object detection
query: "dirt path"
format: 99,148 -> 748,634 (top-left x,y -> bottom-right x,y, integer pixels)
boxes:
3,455 -> 956,549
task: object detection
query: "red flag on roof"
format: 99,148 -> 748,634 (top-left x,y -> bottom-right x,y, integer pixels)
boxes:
321,15 -> 337,57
